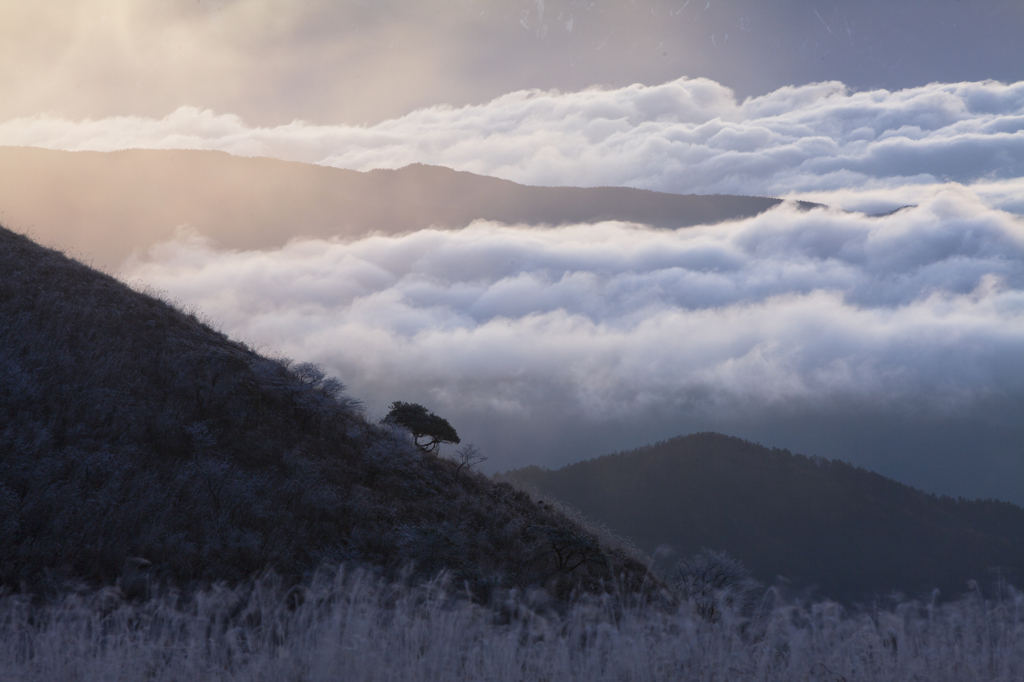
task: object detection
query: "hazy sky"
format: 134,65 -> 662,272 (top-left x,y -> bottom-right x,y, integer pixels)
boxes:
1,1 -> 1021,126
3,1 -> 1024,500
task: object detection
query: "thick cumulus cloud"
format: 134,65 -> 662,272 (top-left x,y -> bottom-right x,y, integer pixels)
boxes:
122,189 -> 1024,497
5,78 -> 1023,210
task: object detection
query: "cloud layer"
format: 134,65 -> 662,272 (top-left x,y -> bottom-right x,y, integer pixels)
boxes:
5,78 -> 1023,211
122,188 -> 1024,496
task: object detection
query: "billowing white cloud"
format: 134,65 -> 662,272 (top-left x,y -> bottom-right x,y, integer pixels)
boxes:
124,188 -> 1024,434
5,78 -> 1022,210
782,177 -> 1024,218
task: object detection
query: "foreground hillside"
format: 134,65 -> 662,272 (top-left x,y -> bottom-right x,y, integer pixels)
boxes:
503,433 -> 1024,602
0,224 -> 648,595
0,147 -> 811,271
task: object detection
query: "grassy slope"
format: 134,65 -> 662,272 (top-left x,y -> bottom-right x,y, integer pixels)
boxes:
503,432 -> 1024,602
0,224 -> 648,597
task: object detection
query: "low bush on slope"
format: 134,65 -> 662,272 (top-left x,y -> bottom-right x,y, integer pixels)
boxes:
0,224 -> 648,597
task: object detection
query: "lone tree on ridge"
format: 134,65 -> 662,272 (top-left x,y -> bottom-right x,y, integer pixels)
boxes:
384,401 -> 460,455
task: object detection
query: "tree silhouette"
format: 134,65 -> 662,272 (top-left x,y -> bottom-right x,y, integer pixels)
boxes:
385,401 -> 460,455
454,443 -> 487,478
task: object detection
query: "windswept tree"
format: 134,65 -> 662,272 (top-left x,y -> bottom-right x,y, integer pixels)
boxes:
384,401 -> 460,455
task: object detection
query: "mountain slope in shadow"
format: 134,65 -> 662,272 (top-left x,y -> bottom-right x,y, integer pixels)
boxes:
0,147 -> 814,271
0,224 -> 649,597
502,433 -> 1024,603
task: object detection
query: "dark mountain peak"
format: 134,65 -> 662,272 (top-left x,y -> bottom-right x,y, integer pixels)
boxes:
503,432 -> 1024,603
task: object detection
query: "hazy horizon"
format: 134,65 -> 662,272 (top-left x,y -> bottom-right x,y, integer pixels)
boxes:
2,1 -> 1023,503
2,1 -> 1021,126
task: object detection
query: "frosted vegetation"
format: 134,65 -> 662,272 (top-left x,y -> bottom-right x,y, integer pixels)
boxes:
2,571 -> 1024,682
0,224 -> 653,598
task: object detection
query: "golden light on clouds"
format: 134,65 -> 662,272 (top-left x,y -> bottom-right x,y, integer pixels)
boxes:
0,0 -> 480,125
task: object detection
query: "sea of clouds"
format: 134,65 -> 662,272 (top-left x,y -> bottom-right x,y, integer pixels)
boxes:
7,76 -> 1024,497
122,188 -> 1024,497
126,193 -> 1024,419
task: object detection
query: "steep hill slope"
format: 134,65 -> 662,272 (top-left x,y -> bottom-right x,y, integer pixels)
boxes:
503,433 -> 1024,602
0,147 -> 812,271
0,224 -> 649,596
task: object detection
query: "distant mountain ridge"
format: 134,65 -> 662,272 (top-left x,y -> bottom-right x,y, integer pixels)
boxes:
502,433 -> 1024,603
0,147 -> 815,271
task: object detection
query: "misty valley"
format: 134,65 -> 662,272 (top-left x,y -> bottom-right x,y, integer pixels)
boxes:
3,0 -> 1024,677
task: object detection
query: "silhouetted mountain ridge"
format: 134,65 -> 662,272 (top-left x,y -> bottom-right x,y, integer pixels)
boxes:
0,147 -> 817,271
502,433 -> 1024,603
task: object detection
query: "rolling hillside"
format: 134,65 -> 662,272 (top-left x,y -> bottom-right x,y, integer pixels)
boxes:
503,433 -> 1024,602
0,223 -> 649,597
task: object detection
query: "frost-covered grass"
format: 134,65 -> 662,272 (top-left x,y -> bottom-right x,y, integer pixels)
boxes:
3,571 -> 1024,682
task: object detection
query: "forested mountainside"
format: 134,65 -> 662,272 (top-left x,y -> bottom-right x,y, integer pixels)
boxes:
0,224 -> 649,597
0,147 -> 815,271
502,433 -> 1024,603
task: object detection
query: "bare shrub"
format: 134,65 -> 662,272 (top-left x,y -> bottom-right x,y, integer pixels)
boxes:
674,548 -> 763,621
453,443 -> 487,478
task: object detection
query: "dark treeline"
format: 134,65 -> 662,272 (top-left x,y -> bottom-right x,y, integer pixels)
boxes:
503,432 -> 1024,603
0,224 -> 648,597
